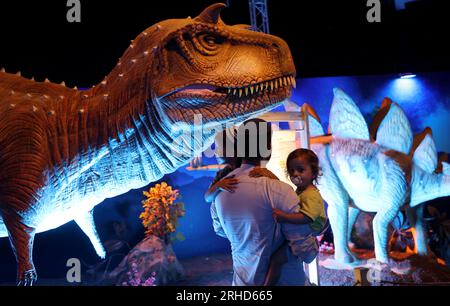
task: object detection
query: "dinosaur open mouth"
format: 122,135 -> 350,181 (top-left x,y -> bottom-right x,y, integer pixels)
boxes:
162,74 -> 296,123
172,75 -> 296,99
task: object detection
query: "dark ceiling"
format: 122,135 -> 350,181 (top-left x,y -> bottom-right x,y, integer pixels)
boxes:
0,0 -> 449,87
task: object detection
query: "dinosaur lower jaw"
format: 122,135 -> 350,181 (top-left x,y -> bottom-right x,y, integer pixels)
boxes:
161,75 -> 295,124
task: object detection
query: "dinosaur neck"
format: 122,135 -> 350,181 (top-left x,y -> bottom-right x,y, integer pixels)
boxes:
71,71 -> 208,184
82,69 -> 151,146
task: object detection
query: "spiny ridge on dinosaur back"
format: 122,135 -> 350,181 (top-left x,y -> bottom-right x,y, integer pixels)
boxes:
302,88 -> 450,264
0,3 -> 296,285
306,88 -> 449,175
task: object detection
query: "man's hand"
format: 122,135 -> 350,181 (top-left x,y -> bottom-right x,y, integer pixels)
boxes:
272,208 -> 289,223
215,175 -> 239,193
249,167 -> 279,180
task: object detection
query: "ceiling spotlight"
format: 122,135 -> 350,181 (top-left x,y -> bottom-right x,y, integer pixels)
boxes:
399,73 -> 416,79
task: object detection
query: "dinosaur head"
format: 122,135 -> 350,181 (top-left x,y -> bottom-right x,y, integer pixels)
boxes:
120,3 -> 296,127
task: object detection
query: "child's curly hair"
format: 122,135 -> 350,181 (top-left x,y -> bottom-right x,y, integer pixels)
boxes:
285,148 -> 322,186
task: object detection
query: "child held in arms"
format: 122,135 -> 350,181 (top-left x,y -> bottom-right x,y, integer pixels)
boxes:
250,148 -> 327,285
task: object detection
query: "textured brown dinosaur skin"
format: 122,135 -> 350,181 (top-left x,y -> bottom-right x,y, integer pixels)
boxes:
0,3 -> 295,284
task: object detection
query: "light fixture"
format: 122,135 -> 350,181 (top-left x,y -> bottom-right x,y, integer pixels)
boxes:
399,73 -> 417,79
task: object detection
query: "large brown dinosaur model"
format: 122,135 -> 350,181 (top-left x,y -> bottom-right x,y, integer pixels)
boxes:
0,3 -> 296,284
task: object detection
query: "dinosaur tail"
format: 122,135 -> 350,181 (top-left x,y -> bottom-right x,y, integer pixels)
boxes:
410,165 -> 450,207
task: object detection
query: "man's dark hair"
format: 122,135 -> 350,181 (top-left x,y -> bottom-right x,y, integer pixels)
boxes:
237,118 -> 272,162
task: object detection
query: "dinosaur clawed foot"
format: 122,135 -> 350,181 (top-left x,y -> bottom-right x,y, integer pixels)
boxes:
17,269 -> 38,286
374,256 -> 398,267
335,250 -> 361,266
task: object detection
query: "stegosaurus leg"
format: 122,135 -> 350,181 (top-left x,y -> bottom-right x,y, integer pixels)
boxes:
347,206 -> 360,246
373,208 -> 399,263
1,209 -> 37,286
328,201 -> 359,264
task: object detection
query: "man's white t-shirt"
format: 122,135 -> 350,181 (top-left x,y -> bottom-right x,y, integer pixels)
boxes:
212,164 -> 318,286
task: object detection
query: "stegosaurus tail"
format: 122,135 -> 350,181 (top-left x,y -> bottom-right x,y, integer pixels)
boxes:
410,127 -> 450,206
411,165 -> 450,207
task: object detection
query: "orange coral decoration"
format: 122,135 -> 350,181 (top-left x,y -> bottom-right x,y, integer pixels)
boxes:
139,182 -> 185,240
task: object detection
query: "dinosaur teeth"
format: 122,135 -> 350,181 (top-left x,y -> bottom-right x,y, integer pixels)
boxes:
242,97 -> 248,111
16,71 -> 21,76
250,86 -> 254,95
45,78 -> 50,83
239,89 -> 243,98
60,81 -> 66,87
1,68 -> 5,73
245,87 -> 248,96
292,78 -> 296,88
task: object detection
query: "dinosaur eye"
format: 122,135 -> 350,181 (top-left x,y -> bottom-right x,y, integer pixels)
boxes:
204,35 -> 217,45
194,33 -> 224,55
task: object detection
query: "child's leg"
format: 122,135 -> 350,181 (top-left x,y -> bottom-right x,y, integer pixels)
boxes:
263,242 -> 289,286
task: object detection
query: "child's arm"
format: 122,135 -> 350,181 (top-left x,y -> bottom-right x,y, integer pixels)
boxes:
204,176 -> 239,203
272,208 -> 313,224
248,167 -> 279,180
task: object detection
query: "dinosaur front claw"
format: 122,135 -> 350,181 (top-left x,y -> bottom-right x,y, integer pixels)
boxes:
17,269 -> 38,286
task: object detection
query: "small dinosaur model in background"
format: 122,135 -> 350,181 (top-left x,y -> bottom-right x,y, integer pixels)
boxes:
306,88 -> 450,264
0,3 -> 296,284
